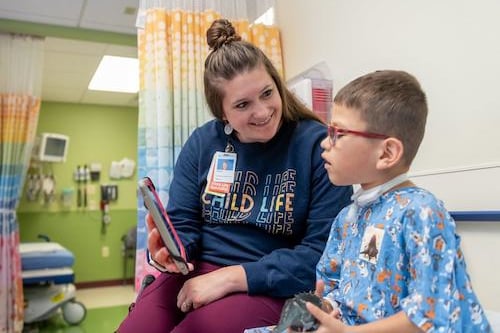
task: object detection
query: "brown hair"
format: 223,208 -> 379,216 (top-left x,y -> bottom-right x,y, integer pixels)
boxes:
204,19 -> 322,123
334,70 -> 427,165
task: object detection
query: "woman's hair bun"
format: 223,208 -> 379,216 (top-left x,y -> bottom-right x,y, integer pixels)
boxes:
206,18 -> 242,50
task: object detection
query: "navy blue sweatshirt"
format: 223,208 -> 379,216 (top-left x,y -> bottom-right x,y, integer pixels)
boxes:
167,119 -> 352,297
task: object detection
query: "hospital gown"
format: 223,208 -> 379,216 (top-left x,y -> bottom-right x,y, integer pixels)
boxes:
316,187 -> 491,333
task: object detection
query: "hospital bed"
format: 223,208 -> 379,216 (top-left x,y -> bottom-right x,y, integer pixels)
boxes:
20,240 -> 86,325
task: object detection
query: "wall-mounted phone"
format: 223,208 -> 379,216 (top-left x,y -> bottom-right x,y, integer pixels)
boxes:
287,61 -> 333,123
101,184 -> 118,202
100,184 -> 118,234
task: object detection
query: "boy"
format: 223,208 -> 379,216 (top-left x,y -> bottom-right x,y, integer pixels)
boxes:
308,70 -> 491,332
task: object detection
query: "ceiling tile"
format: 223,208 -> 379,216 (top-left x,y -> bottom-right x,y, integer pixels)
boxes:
80,0 -> 139,34
1,2 -> 139,107
81,90 -> 138,107
45,37 -> 109,56
42,86 -> 86,103
42,71 -> 92,91
0,0 -> 84,27
44,50 -> 102,75
105,44 -> 138,58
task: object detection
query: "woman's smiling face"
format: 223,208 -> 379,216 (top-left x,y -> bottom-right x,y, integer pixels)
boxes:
221,64 -> 283,143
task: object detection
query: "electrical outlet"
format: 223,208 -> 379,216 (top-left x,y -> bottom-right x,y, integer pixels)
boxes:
101,246 -> 110,258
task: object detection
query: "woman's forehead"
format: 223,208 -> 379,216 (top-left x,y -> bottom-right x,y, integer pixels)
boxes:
221,66 -> 274,101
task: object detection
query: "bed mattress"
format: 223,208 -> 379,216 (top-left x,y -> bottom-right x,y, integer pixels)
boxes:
22,267 -> 75,284
20,242 -> 75,270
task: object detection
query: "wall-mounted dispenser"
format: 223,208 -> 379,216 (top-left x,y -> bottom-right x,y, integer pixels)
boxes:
287,61 -> 333,123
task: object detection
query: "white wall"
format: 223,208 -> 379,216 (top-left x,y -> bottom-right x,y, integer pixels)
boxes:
276,0 -> 500,311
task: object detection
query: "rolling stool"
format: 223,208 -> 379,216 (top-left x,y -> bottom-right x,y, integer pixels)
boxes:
121,227 -> 137,284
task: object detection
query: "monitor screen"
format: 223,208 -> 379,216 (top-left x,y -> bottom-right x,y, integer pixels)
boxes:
36,133 -> 69,162
44,137 -> 67,157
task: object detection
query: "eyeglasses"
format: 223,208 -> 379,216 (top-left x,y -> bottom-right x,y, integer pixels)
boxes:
327,125 -> 389,146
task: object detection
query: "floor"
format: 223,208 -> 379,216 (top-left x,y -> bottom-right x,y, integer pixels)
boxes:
75,285 -> 136,310
22,284 -> 137,333
22,284 -> 500,332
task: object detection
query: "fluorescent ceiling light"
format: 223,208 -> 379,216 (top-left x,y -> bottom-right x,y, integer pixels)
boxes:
89,55 -> 139,93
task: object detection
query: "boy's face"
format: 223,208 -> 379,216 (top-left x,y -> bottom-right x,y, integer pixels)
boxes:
320,104 -> 387,190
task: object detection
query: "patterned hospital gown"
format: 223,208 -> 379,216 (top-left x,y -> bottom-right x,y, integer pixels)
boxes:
316,187 -> 491,332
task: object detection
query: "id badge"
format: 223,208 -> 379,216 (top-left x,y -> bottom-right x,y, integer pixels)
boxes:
205,151 -> 237,196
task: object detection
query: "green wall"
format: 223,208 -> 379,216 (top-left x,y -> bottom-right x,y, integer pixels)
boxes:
18,102 -> 138,283
0,18 -> 136,46
1,18 -> 140,283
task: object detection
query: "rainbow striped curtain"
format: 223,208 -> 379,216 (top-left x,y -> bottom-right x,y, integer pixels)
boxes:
0,34 -> 44,333
134,2 -> 282,290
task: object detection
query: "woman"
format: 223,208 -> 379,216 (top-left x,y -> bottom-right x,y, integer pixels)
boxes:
117,18 -> 352,333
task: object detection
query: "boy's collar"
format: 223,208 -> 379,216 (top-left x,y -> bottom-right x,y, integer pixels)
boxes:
346,173 -> 409,222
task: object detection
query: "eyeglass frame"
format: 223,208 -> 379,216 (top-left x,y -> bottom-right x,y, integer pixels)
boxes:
327,125 -> 389,146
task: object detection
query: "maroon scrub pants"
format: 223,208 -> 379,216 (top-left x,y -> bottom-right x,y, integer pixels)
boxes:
116,262 -> 285,333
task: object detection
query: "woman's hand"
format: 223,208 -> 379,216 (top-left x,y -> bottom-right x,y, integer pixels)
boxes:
176,265 -> 248,312
146,214 -> 194,273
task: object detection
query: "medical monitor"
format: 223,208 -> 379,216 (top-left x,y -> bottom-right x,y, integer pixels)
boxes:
34,133 -> 69,163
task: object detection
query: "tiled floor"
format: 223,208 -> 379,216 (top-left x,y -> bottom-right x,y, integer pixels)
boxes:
22,284 -> 137,333
76,285 -> 136,309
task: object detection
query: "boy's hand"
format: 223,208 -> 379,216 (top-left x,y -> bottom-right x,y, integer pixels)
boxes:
314,280 -> 340,317
288,280 -> 342,332
304,302 -> 346,333
313,280 -> 331,311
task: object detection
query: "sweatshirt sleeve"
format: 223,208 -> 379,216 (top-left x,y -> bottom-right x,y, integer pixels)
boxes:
165,131 -> 204,261
242,142 -> 353,297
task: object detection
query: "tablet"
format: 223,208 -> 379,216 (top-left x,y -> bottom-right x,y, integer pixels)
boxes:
138,177 -> 189,275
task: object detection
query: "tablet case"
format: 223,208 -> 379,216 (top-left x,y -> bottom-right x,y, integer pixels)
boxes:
138,177 -> 189,275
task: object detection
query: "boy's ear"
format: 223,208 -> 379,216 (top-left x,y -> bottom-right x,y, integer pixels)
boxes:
376,138 -> 404,170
